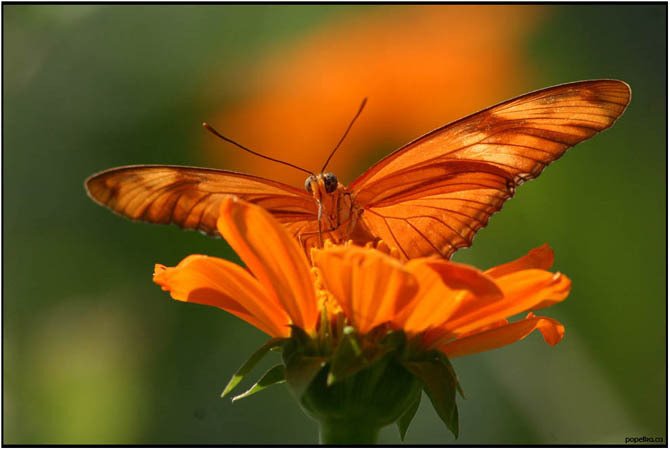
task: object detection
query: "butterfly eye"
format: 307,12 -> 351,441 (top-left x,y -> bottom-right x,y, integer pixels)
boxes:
304,175 -> 316,193
322,172 -> 338,193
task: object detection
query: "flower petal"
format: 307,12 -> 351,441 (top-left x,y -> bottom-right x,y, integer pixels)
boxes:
439,313 -> 565,358
153,255 -> 290,337
312,246 -> 418,334
485,244 -> 554,279
422,260 -> 503,298
443,269 -> 571,337
398,259 -> 502,332
217,197 -> 318,333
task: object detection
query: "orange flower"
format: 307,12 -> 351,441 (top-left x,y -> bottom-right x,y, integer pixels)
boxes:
205,6 -> 546,187
153,197 -> 569,358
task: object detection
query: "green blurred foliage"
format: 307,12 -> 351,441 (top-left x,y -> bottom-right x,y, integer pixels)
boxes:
3,4 -> 666,444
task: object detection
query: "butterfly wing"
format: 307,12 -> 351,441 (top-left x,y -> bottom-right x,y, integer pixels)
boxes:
349,79 -> 631,259
85,165 -> 318,238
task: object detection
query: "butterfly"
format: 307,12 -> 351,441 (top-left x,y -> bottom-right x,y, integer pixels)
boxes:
85,79 -> 631,260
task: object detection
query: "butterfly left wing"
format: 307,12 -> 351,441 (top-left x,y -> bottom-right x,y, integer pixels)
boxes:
349,80 -> 631,259
85,165 -> 318,238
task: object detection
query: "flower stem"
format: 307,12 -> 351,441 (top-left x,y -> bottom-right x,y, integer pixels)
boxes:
318,420 -> 380,444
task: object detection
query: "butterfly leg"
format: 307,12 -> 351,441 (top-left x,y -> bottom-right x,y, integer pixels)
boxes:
316,199 -> 324,247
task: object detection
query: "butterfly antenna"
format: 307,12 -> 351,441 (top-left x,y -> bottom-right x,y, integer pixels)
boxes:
320,97 -> 368,173
202,123 -> 314,176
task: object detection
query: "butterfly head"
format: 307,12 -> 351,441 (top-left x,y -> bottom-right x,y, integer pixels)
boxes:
305,172 -> 339,195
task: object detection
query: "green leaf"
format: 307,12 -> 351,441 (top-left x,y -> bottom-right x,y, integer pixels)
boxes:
285,354 -> 327,400
396,388 -> 422,441
231,364 -> 286,402
403,355 -> 459,438
221,337 -> 285,398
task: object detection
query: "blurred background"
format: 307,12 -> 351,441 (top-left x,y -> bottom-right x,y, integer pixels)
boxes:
3,4 -> 666,444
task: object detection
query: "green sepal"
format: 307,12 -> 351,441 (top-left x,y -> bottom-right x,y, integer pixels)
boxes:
287,324 -> 314,349
403,352 -> 459,438
437,351 -> 465,399
284,354 -> 327,400
396,386 -> 422,441
379,328 -> 407,350
231,364 -> 286,402
328,327 -> 406,385
327,328 -> 363,384
282,326 -> 326,400
221,337 -> 285,398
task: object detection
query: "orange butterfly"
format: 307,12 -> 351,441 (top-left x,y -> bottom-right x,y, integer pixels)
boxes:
85,79 -> 630,259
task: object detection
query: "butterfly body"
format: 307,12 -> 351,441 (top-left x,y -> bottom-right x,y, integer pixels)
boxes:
86,80 -> 631,260
302,173 -> 358,243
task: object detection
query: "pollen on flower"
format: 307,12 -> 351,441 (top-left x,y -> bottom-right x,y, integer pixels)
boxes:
311,266 -> 342,315
322,239 -> 337,248
311,266 -> 324,289
314,240 -> 339,264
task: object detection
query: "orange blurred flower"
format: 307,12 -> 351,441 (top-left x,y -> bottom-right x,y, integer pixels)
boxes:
153,197 -> 569,358
205,5 -> 546,187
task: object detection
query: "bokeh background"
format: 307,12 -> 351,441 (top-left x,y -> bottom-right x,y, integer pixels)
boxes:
4,4 -> 666,444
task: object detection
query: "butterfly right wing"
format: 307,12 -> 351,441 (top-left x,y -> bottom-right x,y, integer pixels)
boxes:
85,165 -> 318,238
348,80 -> 631,259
